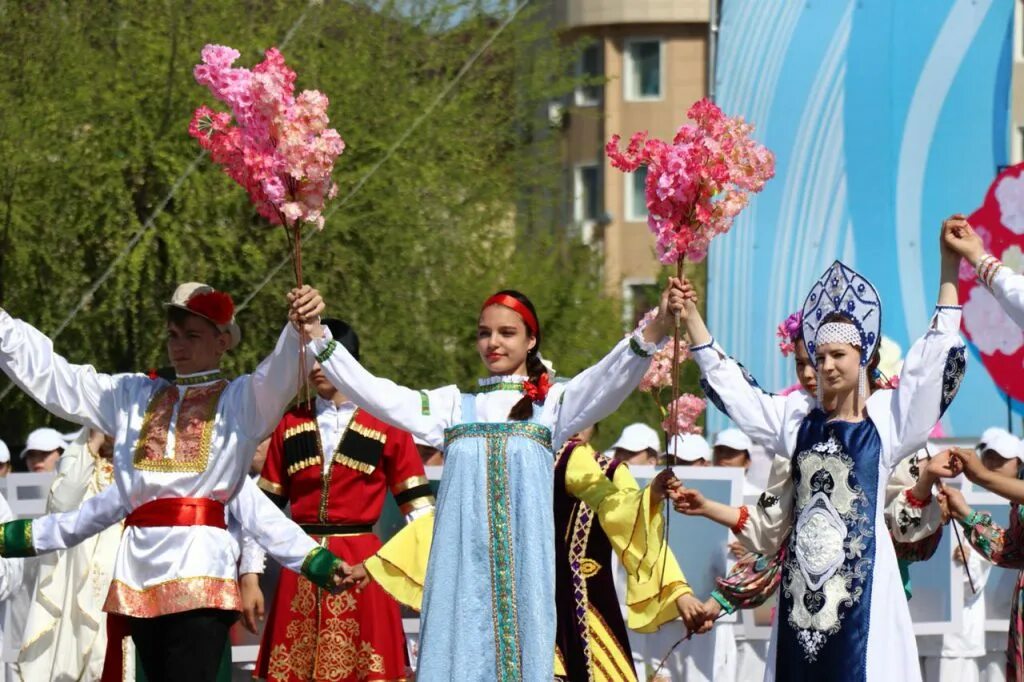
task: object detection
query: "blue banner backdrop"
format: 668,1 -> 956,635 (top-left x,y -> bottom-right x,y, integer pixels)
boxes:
709,0 -> 1015,436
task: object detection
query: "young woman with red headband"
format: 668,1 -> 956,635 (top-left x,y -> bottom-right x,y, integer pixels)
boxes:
310,281 -> 688,681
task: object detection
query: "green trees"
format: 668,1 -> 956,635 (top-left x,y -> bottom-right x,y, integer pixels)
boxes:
0,1 -> 695,451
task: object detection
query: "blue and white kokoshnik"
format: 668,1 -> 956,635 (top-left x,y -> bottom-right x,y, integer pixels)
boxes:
801,260 -> 881,365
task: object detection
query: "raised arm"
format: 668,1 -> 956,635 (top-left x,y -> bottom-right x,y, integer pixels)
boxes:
310,336 -> 455,448
737,454 -> 795,555
884,245 -> 966,466
682,291 -> 795,454
943,213 -> 1024,328
0,309 -> 127,435
549,279 -> 682,449
885,453 -> 943,544
939,485 -> 1024,569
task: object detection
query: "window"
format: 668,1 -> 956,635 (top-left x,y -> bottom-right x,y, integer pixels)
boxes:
574,164 -> 601,223
624,39 -> 662,101
624,280 -> 660,328
625,166 -> 648,222
575,43 -> 603,106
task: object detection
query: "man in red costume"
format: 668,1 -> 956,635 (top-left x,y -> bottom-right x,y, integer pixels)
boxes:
251,319 -> 434,682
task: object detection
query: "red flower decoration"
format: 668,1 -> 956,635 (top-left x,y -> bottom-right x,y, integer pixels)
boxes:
147,368 -> 159,380
523,374 -> 551,403
187,291 -> 235,326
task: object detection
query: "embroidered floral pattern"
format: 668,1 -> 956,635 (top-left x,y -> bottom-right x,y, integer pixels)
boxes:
133,382 -> 228,473
484,430 -> 521,681
104,576 -> 241,617
940,346 -> 967,416
783,436 -> 873,662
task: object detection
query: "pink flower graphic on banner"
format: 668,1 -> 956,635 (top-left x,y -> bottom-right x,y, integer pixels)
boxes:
963,285 -> 1023,356
995,173 -> 1024,235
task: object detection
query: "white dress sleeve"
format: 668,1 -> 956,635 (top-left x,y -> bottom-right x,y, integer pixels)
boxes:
737,454 -> 795,556
238,532 -> 267,575
884,454 -> 942,543
690,339 -> 794,457
883,306 -> 966,467
31,481 -> 129,553
46,436 -> 95,514
236,324 -> 311,440
0,310 -> 133,436
227,477 -> 317,575
990,265 -> 1024,329
310,336 -> 457,448
550,331 -> 662,450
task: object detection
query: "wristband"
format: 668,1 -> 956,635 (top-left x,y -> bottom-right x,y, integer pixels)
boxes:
730,505 -> 750,534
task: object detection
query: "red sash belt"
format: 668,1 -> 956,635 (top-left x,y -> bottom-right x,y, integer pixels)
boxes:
125,498 -> 227,529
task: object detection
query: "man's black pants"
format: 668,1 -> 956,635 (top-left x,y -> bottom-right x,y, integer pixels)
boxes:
128,608 -> 237,682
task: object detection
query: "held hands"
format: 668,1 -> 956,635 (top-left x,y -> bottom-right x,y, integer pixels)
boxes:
676,593 -> 713,637
926,448 -> 983,482
669,486 -> 707,516
941,214 -> 986,265
330,559 -> 354,593
651,469 -> 682,507
287,285 -> 325,339
937,485 -> 972,524
645,277 -> 698,340
340,562 -> 371,591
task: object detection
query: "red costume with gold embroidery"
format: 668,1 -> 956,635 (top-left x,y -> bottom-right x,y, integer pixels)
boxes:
254,404 -> 433,682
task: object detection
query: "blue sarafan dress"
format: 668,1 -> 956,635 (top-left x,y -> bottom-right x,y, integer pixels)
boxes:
313,331 -> 662,680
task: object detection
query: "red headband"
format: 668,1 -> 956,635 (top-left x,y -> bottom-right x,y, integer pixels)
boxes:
481,294 -> 538,336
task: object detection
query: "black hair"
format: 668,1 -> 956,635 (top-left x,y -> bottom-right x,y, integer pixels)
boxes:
166,306 -> 220,335
322,318 -> 360,362
484,289 -> 547,422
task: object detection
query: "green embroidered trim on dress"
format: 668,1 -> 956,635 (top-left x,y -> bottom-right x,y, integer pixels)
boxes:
174,371 -> 224,386
628,336 -> 652,358
475,381 -> 527,395
484,430 -> 521,680
443,421 -> 552,451
315,339 -> 338,364
419,390 -> 431,416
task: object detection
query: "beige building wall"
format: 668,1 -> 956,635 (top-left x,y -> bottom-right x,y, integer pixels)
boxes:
556,1 -> 709,303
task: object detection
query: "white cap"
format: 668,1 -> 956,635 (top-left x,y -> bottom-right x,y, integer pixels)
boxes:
61,428 -> 84,444
713,428 -> 753,452
20,427 -> 65,459
0,440 -> 8,464
982,429 -> 1024,462
668,434 -> 711,462
979,427 -> 1008,450
610,423 -> 661,454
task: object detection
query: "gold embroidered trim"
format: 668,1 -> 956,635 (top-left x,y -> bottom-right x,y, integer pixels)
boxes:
347,420 -> 386,444
283,421 -> 319,440
392,475 -> 429,494
287,456 -> 323,478
398,496 -> 435,516
103,576 -> 241,617
332,452 -> 376,475
258,477 -> 285,496
134,382 -> 227,473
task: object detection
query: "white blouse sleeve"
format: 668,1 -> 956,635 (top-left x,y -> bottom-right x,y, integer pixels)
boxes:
31,481 -> 129,553
0,310 -> 131,436
737,454 -> 795,556
46,437 -> 95,514
551,331 -> 662,450
236,324 -> 311,441
310,336 -> 457,448
990,265 -> 1024,329
884,454 -> 942,543
884,306 -> 966,467
690,339 -> 792,457
228,477 -> 317,575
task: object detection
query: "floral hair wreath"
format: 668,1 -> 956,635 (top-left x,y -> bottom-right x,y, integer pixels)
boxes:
776,311 -> 803,357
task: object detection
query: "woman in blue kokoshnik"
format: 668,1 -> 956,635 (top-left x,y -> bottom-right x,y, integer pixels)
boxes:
669,221 -> 968,682
310,279 -> 688,681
